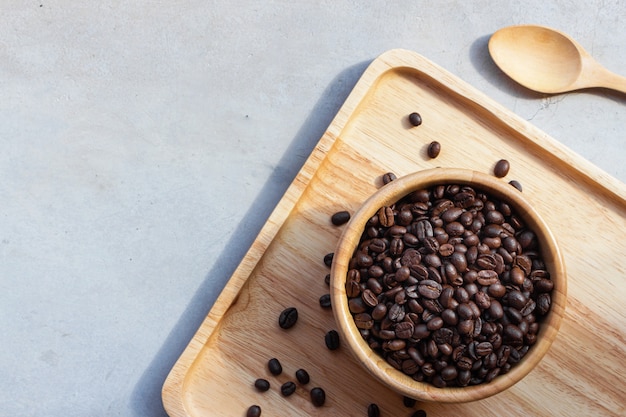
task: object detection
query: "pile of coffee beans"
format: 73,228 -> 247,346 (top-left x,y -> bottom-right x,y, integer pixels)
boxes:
344,182 -> 553,388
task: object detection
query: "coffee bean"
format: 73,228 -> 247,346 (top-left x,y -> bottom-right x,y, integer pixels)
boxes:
494,159 -> 510,177
254,378 -> 270,392
310,387 -> 326,407
268,358 -> 282,375
331,210 -> 351,225
247,405 -> 262,417
295,368 -> 310,385
383,172 -> 397,185
403,396 -> 417,407
427,141 -> 441,158
408,112 -> 423,126
324,252 -> 334,267
325,330 -> 340,350
378,206 -> 395,227
367,403 -> 380,417
319,294 -> 332,309
324,273 -> 330,286
411,410 -> 427,417
278,307 -> 298,329
280,381 -> 296,396
509,180 -> 523,192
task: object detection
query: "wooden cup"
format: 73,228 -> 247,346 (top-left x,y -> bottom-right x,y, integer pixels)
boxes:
330,168 -> 567,403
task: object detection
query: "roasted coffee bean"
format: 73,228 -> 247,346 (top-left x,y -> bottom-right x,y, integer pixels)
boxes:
378,206 -> 395,227
383,172 -> 397,185
309,387 -> 326,407
494,159 -> 510,177
368,403 -> 380,417
319,293 -> 332,309
247,405 -> 262,417
355,313 -> 374,329
323,252 -> 334,267
254,378 -> 270,392
295,368 -> 310,385
409,112 -> 423,126
324,273 -> 330,286
268,358 -> 282,375
403,395 -> 417,407
427,141 -> 441,158
331,210 -> 351,225
411,411 -> 427,417
278,307 -> 298,329
325,330 -> 340,350
418,280 -> 442,299
280,381 -> 296,396
509,180 -> 523,191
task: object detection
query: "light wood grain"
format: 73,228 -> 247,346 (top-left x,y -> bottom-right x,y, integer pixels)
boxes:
162,49 -> 626,417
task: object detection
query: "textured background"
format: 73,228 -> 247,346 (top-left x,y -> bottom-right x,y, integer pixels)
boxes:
1,1 -> 624,416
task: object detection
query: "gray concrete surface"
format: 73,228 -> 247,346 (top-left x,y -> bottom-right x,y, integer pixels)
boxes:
1,1 -> 624,416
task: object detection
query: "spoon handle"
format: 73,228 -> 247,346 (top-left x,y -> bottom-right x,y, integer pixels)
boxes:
595,67 -> 626,94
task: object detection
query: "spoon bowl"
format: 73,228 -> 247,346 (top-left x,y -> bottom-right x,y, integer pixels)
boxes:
489,25 -> 626,94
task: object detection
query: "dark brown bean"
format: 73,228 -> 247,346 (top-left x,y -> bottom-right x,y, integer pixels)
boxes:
331,210 -> 351,225
268,358 -> 282,375
494,159 -> 510,177
382,172 -> 397,185
509,180 -> 523,191
278,307 -> 298,329
368,403 -> 380,417
254,378 -> 270,392
295,369 -> 310,385
409,112 -> 423,126
247,405 -> 262,417
427,141 -> 441,158
319,294 -> 332,309
325,330 -> 340,350
310,387 -> 326,406
280,381 -> 296,396
323,252 -> 334,267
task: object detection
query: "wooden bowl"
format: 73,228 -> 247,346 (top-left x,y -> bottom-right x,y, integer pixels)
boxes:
330,168 -> 567,403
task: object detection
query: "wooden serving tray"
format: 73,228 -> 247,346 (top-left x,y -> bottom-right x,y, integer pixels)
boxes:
162,49 -> 626,417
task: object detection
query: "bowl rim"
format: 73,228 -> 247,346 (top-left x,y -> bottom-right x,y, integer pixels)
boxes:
330,168 -> 567,403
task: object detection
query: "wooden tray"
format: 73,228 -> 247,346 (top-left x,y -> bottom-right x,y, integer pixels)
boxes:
162,49 -> 626,417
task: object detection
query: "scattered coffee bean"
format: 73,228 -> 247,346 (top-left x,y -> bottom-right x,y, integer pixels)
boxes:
268,358 -> 283,375
427,141 -> 441,159
247,405 -> 262,417
346,183 -> 552,388
295,368 -> 310,384
324,252 -> 334,267
411,410 -> 427,417
403,396 -> 417,407
324,273 -> 331,286
367,403 -> 380,417
310,387 -> 326,407
382,172 -> 397,185
280,381 -> 296,396
254,378 -> 270,392
408,112 -> 423,127
494,159 -> 510,177
332,210 -> 351,226
278,307 -> 298,329
325,330 -> 340,350
319,293 -> 332,309
509,180 -> 523,192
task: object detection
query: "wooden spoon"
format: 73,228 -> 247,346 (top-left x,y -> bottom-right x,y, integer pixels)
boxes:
488,24 -> 626,94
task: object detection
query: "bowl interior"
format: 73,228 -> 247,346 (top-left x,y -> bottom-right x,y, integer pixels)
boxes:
330,168 -> 566,403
